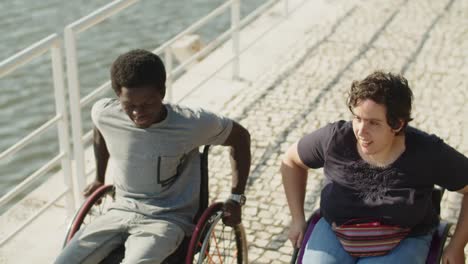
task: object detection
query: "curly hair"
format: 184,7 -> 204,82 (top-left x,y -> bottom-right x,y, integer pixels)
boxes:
110,49 -> 166,96
347,71 -> 413,132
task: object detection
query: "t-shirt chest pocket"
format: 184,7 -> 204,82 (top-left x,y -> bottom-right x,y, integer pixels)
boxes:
157,154 -> 186,187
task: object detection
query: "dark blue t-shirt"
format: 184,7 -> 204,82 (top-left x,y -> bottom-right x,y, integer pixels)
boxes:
298,121 -> 468,235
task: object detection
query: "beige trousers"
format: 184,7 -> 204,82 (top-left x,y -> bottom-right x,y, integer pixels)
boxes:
55,209 -> 185,264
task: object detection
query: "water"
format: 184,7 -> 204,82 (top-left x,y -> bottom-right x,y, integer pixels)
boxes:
0,0 -> 266,198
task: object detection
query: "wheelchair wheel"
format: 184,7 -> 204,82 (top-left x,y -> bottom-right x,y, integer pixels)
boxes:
62,185 -> 115,247
186,202 -> 248,264
291,210 -> 322,264
426,220 -> 452,264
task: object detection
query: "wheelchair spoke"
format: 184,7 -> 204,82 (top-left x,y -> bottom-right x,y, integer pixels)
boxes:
194,219 -> 239,263
197,240 -> 215,264
188,204 -> 247,264
211,228 -> 224,264
227,227 -> 235,264
212,224 -> 238,263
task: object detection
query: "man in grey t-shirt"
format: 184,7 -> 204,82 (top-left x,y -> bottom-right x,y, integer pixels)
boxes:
56,49 -> 251,264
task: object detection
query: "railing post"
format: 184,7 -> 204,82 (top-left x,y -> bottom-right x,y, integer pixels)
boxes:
51,39 -> 76,216
164,48 -> 173,102
64,27 -> 86,206
231,0 -> 241,80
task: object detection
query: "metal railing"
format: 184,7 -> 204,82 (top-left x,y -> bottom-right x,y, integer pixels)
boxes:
0,34 -> 74,246
65,0 -> 291,205
0,0 -> 293,246
165,0 -> 290,103
64,0 -> 140,206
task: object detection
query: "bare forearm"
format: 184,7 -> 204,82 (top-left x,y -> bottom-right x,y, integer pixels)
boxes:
94,152 -> 108,183
229,144 -> 250,194
222,122 -> 251,194
93,127 -> 109,183
281,161 -> 307,221
450,194 -> 468,249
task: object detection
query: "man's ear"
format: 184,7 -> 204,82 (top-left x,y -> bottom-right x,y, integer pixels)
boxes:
160,86 -> 166,100
114,88 -> 121,97
393,119 -> 405,133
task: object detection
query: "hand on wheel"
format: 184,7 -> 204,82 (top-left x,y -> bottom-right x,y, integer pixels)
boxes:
289,218 -> 307,248
83,180 -> 104,198
222,199 -> 242,227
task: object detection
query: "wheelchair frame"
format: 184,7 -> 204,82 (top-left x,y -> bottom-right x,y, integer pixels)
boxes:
62,145 -> 248,264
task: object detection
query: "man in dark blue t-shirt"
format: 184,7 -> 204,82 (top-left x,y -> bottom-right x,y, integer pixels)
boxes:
281,71 -> 468,264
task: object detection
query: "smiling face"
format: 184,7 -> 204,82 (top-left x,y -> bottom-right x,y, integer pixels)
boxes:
352,99 -> 403,157
118,86 -> 166,128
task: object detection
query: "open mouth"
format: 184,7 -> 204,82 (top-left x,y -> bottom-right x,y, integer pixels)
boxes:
359,139 -> 372,147
134,116 -> 151,126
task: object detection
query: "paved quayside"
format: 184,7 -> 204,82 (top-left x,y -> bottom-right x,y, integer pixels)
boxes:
1,0 -> 467,262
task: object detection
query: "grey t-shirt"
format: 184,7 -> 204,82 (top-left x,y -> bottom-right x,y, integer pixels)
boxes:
91,98 -> 233,234
298,121 -> 468,235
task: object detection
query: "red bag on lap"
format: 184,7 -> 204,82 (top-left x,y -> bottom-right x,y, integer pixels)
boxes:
332,219 -> 411,257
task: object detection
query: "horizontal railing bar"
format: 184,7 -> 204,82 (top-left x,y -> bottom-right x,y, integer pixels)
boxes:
0,188 -> 68,246
0,153 -> 64,208
0,34 -> 59,78
172,27 -> 234,77
70,0 -> 290,183
67,0 -> 139,34
74,0 -> 275,149
80,80 -> 111,107
76,1 -> 233,142
0,115 -> 62,161
75,0 -> 287,150
176,0 -> 290,103
177,53 -> 236,103
153,0 -> 232,55
240,0 -> 279,28
0,0 -> 301,250
170,0 -> 279,78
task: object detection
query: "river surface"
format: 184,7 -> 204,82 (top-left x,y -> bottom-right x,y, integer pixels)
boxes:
0,0 -> 266,198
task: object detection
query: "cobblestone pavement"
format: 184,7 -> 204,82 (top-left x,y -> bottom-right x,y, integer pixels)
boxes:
204,0 -> 468,262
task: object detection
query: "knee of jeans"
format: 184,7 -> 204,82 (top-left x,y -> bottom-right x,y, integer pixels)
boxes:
55,240 -> 84,264
122,236 -> 181,264
302,249 -> 355,264
54,253 -> 67,264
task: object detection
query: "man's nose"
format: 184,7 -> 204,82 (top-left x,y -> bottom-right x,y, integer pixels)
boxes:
132,107 -> 144,116
357,122 -> 368,135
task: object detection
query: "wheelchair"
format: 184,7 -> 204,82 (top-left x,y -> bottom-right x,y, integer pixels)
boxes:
290,187 -> 452,264
62,146 -> 248,264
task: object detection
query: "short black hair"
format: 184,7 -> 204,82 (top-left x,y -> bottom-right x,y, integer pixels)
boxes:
110,49 -> 166,96
347,71 -> 413,133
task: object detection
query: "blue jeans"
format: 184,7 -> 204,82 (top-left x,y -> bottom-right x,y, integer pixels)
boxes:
302,218 -> 433,264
